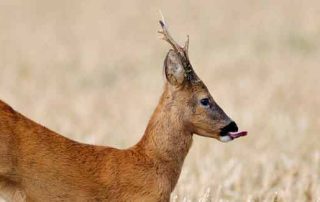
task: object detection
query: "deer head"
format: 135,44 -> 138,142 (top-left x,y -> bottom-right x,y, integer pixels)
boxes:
158,19 -> 247,142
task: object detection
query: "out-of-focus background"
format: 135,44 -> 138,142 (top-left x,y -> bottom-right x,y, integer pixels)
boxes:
0,0 -> 319,201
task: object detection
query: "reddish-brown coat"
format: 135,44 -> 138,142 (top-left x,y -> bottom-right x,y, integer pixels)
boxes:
0,83 -> 194,201
0,21 -> 244,201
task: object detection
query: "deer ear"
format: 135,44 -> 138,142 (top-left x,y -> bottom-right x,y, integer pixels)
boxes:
164,50 -> 185,86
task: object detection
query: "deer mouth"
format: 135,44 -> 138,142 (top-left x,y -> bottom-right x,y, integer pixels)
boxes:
219,121 -> 247,142
219,131 -> 247,142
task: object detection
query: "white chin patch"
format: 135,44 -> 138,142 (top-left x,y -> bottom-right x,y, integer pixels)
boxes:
219,135 -> 232,142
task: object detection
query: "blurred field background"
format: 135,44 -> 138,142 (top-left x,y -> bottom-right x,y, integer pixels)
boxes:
0,0 -> 319,201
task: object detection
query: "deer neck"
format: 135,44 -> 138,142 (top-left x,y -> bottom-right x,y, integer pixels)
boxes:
136,85 -> 193,167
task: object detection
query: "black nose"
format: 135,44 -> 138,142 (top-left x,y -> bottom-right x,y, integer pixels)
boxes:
220,121 -> 238,135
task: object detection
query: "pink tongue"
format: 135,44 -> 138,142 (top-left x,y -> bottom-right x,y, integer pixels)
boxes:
228,131 -> 248,139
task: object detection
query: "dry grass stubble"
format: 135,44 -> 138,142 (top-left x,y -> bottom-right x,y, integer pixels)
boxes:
0,0 -> 319,201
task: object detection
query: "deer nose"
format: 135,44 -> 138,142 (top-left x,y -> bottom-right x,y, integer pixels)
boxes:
220,121 -> 238,135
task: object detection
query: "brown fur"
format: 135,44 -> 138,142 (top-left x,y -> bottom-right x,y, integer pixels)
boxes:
0,32 -> 235,201
0,81 -> 232,201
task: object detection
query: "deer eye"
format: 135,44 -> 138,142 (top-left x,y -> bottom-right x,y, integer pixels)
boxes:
200,98 -> 210,107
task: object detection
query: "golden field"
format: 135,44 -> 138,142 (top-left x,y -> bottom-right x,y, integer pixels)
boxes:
0,0 -> 319,201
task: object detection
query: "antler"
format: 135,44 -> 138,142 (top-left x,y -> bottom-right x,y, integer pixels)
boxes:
158,15 -> 189,56
158,14 -> 200,83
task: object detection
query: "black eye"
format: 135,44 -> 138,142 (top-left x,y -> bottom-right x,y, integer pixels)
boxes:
200,98 -> 210,107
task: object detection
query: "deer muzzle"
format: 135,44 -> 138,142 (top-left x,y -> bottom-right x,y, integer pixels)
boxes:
219,121 -> 247,142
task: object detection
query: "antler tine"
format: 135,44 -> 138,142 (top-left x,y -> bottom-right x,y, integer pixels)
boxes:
184,35 -> 189,55
158,19 -> 183,52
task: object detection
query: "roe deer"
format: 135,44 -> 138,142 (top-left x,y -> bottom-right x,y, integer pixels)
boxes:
0,20 -> 247,202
